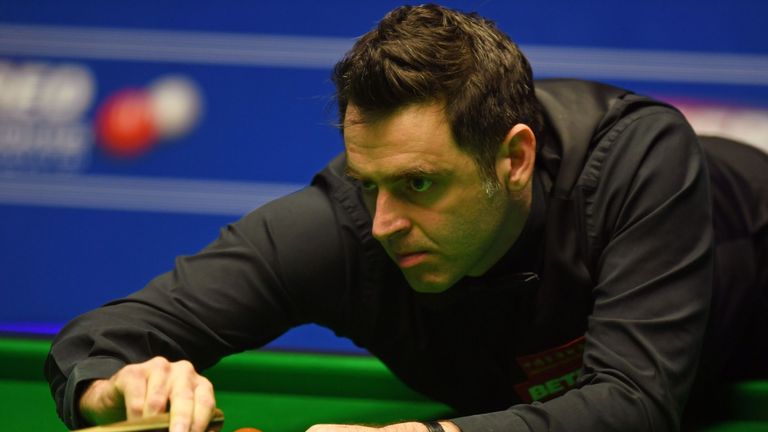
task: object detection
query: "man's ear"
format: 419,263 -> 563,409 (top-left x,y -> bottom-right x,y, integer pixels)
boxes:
496,124 -> 536,191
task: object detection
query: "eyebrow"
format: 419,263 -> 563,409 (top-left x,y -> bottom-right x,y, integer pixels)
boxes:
345,164 -> 447,183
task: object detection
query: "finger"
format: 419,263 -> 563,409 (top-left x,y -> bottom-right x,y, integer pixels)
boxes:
169,385 -> 194,432
168,361 -> 197,432
143,358 -> 172,417
114,365 -> 149,420
190,377 -> 216,432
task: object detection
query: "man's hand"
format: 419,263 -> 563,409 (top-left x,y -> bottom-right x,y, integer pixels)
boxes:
79,356 -> 216,432
306,421 -> 460,432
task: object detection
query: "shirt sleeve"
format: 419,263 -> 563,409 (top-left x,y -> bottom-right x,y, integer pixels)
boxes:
45,184 -> 352,429
452,106 -> 714,431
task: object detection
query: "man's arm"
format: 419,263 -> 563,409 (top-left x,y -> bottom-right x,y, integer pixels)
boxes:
45,185 -> 351,430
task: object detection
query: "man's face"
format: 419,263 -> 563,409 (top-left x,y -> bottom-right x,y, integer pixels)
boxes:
344,102 -> 529,293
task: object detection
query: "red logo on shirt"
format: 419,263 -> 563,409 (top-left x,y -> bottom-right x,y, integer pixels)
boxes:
513,336 -> 586,403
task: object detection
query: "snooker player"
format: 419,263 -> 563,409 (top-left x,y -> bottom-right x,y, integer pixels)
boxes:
46,4 -> 768,432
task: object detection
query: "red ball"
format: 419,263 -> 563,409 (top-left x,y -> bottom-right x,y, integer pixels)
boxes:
96,89 -> 157,158
234,428 -> 263,432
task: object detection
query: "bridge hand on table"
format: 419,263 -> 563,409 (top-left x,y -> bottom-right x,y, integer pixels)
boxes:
79,356 -> 217,432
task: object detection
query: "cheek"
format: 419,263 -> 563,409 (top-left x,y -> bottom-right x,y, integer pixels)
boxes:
421,206 -> 488,253
448,200 -> 507,253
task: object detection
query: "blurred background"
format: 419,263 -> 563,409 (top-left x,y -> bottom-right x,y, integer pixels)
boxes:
1,0 -> 766,353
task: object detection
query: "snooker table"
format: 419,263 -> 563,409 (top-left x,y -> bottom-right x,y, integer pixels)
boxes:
0,337 -> 766,431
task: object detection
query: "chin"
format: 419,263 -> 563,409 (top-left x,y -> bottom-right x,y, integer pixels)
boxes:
404,272 -> 454,294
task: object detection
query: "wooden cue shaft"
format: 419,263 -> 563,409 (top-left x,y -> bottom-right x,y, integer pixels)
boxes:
72,408 -> 224,432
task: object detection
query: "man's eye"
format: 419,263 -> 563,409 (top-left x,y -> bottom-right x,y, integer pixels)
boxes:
361,181 -> 377,191
408,178 -> 432,192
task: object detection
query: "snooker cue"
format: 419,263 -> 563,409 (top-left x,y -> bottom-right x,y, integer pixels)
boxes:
71,408 -> 224,432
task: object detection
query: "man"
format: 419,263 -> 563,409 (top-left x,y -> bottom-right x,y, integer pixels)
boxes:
46,4 -> 767,432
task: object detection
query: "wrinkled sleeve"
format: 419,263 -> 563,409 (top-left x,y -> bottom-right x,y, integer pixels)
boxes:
45,184 -> 351,429
452,107 -> 713,431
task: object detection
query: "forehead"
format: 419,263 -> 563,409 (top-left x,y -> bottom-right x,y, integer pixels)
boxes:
344,102 -> 472,179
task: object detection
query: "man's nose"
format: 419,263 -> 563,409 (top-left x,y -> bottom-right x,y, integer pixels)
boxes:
371,190 -> 410,241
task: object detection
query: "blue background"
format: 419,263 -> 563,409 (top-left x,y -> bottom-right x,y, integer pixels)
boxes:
1,0 -> 767,352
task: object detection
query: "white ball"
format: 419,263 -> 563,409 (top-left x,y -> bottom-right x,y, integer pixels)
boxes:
149,75 -> 203,140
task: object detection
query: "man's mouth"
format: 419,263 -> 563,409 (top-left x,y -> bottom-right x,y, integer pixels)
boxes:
394,251 -> 429,268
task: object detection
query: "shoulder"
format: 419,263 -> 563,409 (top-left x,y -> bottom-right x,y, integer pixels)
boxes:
535,79 -> 698,196
578,99 -> 706,257
234,153 -> 388,277
311,153 -> 377,242
581,98 -> 698,190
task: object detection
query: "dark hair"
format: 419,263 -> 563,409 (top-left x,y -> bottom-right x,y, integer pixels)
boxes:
332,3 -> 542,182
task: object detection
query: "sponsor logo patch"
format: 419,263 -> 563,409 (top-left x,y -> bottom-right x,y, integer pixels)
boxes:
514,336 -> 586,403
